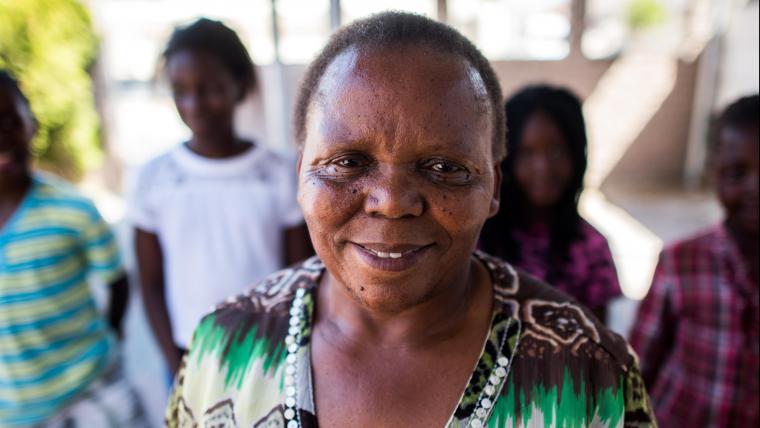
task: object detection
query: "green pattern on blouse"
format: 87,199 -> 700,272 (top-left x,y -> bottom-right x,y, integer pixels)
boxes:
166,254 -> 657,428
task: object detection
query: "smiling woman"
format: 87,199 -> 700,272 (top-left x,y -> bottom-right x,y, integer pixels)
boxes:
297,43 -> 498,315
166,12 -> 657,428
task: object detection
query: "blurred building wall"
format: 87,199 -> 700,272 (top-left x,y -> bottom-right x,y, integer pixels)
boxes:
93,0 -> 760,197
717,0 -> 759,108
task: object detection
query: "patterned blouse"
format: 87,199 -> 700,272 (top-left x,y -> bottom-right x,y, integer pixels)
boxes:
166,253 -> 656,427
511,219 -> 621,313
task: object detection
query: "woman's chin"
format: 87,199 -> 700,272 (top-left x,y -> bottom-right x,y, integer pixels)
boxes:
344,282 -> 433,314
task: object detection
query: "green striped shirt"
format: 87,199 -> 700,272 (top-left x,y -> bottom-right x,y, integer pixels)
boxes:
0,174 -> 123,427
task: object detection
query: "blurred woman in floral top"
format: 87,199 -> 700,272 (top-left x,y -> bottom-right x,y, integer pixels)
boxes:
480,85 -> 621,322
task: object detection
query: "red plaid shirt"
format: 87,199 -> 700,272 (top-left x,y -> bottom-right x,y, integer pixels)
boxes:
630,224 -> 759,427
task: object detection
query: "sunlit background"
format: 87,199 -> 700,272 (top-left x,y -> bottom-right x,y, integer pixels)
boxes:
2,0 -> 758,425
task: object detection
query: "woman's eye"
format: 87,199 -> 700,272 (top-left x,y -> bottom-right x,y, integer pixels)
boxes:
431,162 -> 461,173
336,158 -> 362,168
206,83 -> 228,96
423,159 -> 471,184
323,154 -> 372,177
724,166 -> 746,180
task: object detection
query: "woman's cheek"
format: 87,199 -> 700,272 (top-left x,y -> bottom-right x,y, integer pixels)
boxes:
299,176 -> 363,226
432,187 -> 493,234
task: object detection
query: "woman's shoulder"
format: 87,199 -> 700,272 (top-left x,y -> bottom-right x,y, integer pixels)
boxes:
254,145 -> 296,164
479,251 -> 635,369
252,146 -> 299,179
191,257 -> 323,347
33,172 -> 91,204
662,223 -> 724,256
576,218 -> 613,248
30,173 -> 104,223
132,148 -> 182,190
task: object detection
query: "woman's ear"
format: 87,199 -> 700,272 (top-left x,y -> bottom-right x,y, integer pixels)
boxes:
489,161 -> 502,218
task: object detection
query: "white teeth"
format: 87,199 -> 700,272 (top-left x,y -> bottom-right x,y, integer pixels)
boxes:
361,245 -> 417,259
368,249 -> 405,259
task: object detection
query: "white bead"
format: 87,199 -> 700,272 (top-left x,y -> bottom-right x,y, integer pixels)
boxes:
286,354 -> 297,364
286,386 -> 296,397
289,326 -> 300,335
476,408 -> 487,419
290,307 -> 300,316
285,336 -> 295,345
470,419 -> 482,428
286,365 -> 296,375
286,397 -> 296,407
497,357 -> 509,367
284,408 -> 296,420
489,375 -> 500,385
293,298 -> 303,307
481,398 -> 493,409
288,420 -> 299,428
495,367 -> 507,378
284,375 -> 294,386
289,317 -> 300,326
484,385 -> 495,396
296,288 -> 305,297
288,344 -> 298,353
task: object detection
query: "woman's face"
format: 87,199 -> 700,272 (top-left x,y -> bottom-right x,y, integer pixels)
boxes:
166,49 -> 241,138
298,44 -> 500,312
514,112 -> 574,209
716,125 -> 759,235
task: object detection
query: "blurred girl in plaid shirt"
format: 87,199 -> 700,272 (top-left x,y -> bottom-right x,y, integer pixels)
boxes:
630,94 -> 759,427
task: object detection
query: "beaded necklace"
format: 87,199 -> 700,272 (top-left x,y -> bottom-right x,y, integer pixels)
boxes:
281,286 -> 516,428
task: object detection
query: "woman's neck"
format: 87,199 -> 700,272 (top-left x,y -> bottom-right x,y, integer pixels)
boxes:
520,204 -> 554,229
186,129 -> 252,159
316,258 -> 492,350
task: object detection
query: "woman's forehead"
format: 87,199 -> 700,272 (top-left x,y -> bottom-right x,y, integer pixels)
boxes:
166,49 -> 232,79
307,45 -> 491,148
319,45 -> 487,99
718,126 -> 759,160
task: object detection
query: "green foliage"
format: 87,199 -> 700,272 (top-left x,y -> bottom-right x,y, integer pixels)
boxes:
626,0 -> 667,31
0,0 -> 101,181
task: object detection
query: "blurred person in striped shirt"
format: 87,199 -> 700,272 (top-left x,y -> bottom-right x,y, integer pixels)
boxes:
0,70 -> 148,427
629,94 -> 759,427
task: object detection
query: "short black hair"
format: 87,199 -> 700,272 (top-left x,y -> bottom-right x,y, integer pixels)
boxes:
710,94 -> 759,156
717,94 -> 759,134
480,85 -> 588,275
0,70 -> 31,109
163,18 -> 257,96
293,11 -> 505,161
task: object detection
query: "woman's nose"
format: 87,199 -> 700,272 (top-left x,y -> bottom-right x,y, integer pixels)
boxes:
364,165 -> 424,219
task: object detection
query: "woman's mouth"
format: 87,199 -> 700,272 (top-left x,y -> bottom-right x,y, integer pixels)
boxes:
356,245 -> 420,259
350,242 -> 434,272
